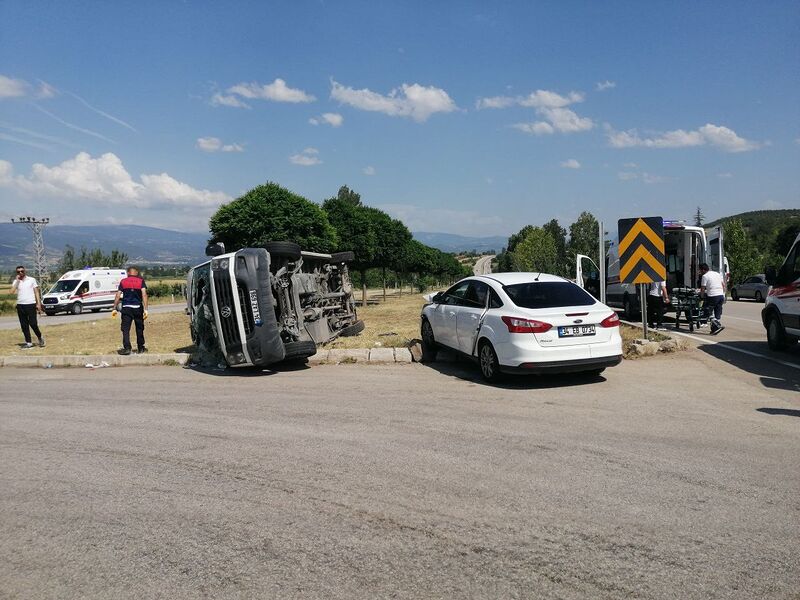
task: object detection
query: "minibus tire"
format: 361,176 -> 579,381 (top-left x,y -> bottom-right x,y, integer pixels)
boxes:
339,319 -> 365,337
282,340 -> 317,361
264,241 -> 302,260
71,302 -> 83,315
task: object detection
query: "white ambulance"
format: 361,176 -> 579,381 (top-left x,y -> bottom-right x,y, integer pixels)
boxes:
763,232 -> 800,350
42,268 -> 127,315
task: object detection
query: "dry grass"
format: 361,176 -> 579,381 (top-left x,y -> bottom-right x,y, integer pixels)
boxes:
0,312 -> 193,356
327,294 -> 426,349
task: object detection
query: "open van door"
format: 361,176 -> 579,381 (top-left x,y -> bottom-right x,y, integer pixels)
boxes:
576,254 -> 602,301
707,226 -> 728,284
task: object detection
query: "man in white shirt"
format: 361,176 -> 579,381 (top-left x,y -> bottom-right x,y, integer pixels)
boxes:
647,279 -> 670,330
699,262 -> 726,335
10,265 -> 45,348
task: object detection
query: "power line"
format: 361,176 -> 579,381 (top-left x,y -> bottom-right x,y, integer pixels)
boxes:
11,216 -> 50,287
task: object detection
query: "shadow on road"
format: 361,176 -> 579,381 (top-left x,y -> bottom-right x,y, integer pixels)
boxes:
421,352 -> 607,389
185,359 -> 312,377
756,408 -> 800,418
696,341 -> 800,393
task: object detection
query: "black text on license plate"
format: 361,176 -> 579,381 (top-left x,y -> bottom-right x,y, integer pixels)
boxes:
558,325 -> 595,337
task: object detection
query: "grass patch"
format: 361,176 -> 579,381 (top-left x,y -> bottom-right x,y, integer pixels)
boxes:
327,294 -> 425,349
0,312 -> 194,356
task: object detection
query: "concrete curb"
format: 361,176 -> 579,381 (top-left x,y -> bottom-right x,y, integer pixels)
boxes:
0,348 -> 416,368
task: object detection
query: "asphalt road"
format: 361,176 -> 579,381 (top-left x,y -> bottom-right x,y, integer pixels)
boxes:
473,255 -> 495,275
0,302 -> 185,331
632,297 -> 800,373
1,353 -> 798,599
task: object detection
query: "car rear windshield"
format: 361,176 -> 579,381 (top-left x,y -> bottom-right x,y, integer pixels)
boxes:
49,280 -> 80,293
503,281 -> 596,309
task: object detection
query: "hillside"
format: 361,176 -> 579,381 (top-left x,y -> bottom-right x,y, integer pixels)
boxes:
412,231 -> 506,253
0,224 -> 209,268
705,209 -> 800,238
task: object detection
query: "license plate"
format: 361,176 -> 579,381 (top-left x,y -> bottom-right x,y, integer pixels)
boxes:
558,325 -> 595,337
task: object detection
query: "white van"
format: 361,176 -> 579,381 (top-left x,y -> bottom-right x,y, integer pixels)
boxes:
577,221 -> 728,319
42,268 -> 127,315
763,232 -> 800,350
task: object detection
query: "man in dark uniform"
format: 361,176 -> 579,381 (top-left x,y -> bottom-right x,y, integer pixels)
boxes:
113,266 -> 148,355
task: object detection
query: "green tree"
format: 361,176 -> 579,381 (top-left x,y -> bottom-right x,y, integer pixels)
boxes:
543,218 -> 568,277
567,211 -> 599,272
364,207 -> 412,301
513,227 -> 558,273
724,219 -> 762,284
209,182 -> 338,252
323,196 -> 377,306
58,245 -> 129,272
773,223 -> 800,257
336,185 -> 361,206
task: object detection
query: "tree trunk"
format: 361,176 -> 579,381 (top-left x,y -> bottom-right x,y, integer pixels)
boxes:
382,266 -> 387,302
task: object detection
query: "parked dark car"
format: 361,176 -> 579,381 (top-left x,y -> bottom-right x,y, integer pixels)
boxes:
187,241 -> 363,368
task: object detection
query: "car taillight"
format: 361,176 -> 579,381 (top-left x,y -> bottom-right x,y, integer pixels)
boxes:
501,316 -> 552,333
600,313 -> 620,328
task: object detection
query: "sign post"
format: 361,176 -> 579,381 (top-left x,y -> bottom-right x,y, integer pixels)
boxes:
618,216 -> 666,338
598,220 -> 606,305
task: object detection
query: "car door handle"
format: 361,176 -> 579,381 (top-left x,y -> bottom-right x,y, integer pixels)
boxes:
448,310 -> 456,316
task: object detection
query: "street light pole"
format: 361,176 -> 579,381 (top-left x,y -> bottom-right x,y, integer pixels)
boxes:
11,216 -> 50,287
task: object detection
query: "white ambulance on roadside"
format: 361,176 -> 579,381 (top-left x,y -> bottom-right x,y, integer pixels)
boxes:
42,268 -> 127,315
763,232 -> 800,350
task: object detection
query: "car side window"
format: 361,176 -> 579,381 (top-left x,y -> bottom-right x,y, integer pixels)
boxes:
464,281 -> 489,308
444,281 -> 470,306
489,288 -> 504,309
792,245 -> 800,279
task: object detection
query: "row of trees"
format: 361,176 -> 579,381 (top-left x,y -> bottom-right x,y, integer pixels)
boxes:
57,246 -> 129,273
496,212 -> 600,277
208,183 -> 470,303
723,219 -> 799,284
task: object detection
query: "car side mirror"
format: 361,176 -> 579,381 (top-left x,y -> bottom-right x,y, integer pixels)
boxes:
206,242 -> 226,257
432,292 -> 444,304
764,266 -> 777,286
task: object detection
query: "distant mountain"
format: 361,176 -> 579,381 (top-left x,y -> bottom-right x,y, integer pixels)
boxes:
0,224 -> 209,268
413,231 -> 507,253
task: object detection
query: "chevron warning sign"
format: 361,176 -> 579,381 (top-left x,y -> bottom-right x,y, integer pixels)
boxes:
618,216 -> 666,284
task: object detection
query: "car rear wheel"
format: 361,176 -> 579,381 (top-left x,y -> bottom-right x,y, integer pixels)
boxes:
420,319 -> 438,362
340,319 -> 365,337
264,241 -> 302,261
755,291 -> 763,302
478,340 -> 501,383
731,289 -> 739,301
70,302 -> 83,315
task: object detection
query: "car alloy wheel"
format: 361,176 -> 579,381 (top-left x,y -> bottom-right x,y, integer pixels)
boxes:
755,291 -> 763,302
421,319 -> 438,362
479,342 -> 500,382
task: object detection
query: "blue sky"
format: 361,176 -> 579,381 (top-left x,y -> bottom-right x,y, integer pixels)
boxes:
1,1 -> 798,237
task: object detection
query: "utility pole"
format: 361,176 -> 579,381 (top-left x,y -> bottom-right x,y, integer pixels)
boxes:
11,216 -> 50,287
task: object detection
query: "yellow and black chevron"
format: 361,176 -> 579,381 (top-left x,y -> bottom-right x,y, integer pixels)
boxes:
617,217 -> 666,284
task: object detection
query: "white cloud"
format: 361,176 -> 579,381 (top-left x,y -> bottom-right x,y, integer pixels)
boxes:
596,80 -> 616,92
36,80 -> 57,99
617,170 -> 666,183
362,166 -> 376,175
0,75 -> 30,98
477,89 -> 584,110
196,136 -> 244,153
560,158 -> 581,169
607,123 -> 759,152
289,147 -> 321,166
227,78 -> 315,103
330,79 -> 458,122
717,172 -> 733,178
623,162 -> 638,168
481,88 -> 593,135
210,93 -> 251,109
309,112 -> 344,127
0,152 -> 231,209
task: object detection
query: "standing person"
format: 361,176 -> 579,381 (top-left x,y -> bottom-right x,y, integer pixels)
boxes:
10,265 -> 45,349
112,266 -> 148,355
647,279 -> 670,331
699,263 -> 726,335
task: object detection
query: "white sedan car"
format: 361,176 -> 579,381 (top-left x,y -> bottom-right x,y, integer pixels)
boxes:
420,273 -> 623,381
